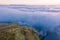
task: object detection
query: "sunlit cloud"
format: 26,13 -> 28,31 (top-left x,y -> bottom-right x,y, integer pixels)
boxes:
0,0 -> 60,5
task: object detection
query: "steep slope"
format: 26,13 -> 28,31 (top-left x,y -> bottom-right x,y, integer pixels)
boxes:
0,23 -> 41,40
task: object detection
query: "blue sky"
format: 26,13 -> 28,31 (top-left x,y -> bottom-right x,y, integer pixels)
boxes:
0,0 -> 60,5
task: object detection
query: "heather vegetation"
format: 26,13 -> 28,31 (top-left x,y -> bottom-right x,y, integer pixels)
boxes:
0,23 -> 42,40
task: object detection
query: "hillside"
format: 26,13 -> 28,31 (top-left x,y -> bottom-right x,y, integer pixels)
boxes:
0,23 -> 42,40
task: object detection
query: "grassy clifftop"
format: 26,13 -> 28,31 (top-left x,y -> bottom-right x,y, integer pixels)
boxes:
0,23 -> 42,40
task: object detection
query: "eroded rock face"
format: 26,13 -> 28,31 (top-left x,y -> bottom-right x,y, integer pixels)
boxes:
0,23 -> 41,40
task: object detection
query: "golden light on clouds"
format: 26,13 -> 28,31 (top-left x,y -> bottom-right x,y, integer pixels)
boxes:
0,0 -> 60,5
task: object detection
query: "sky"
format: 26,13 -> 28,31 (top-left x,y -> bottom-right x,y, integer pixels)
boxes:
0,0 -> 60,5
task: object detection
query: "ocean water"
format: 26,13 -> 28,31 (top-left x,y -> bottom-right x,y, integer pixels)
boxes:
0,5 -> 60,40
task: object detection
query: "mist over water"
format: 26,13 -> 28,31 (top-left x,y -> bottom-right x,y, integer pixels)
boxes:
0,5 -> 60,40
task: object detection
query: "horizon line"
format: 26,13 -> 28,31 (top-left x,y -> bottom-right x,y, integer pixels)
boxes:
0,4 -> 60,5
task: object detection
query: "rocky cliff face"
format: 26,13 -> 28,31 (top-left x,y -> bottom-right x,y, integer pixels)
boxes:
0,23 -> 41,40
